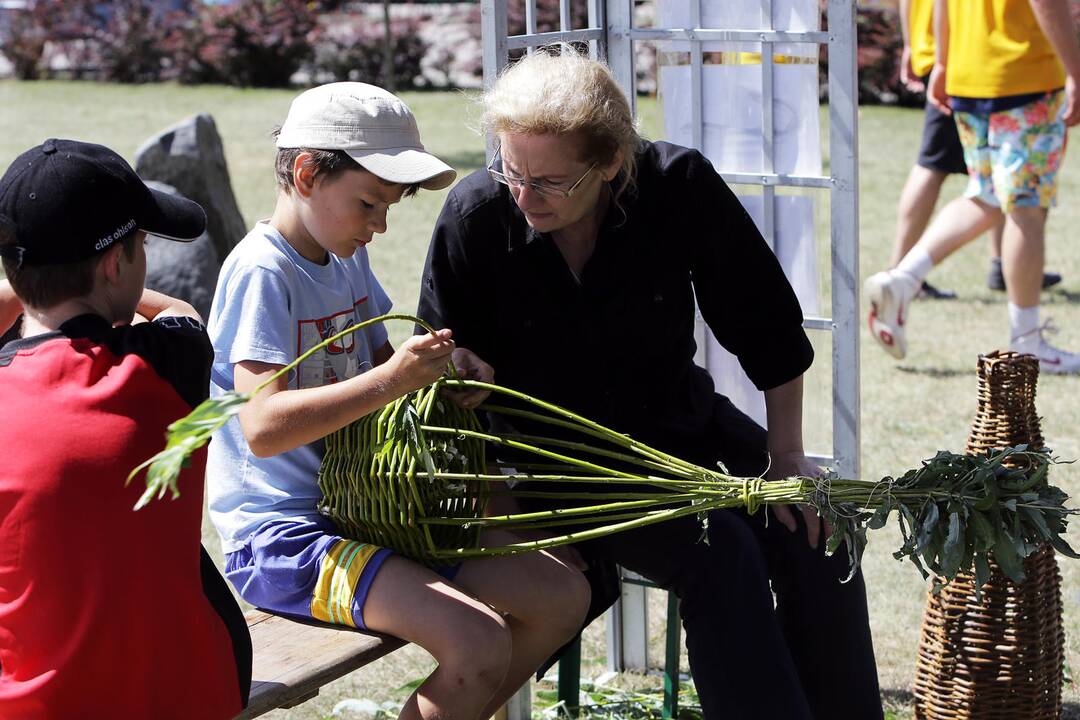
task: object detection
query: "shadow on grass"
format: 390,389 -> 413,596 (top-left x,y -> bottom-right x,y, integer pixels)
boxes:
959,288 -> 1080,306
879,690 -> 1080,719
1046,288 -> 1080,305
881,687 -> 915,707
895,365 -> 970,379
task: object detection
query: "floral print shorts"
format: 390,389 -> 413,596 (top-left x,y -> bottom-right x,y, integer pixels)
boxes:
955,90 -> 1066,212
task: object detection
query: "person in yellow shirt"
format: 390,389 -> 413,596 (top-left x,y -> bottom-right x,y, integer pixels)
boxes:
867,0 -> 1080,373
890,0 -> 1060,297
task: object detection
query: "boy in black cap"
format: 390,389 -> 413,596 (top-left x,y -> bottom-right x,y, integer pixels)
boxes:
0,139 -> 251,719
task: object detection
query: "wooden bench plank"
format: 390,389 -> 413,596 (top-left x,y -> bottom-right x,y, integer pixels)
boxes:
238,611 -> 405,719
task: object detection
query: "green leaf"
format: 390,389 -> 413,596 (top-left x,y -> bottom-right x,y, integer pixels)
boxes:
127,391 -> 251,510
968,509 -> 996,552
1013,460 -> 1049,493
1049,533 -> 1080,560
974,552 -> 992,593
974,477 -> 998,512
993,530 -> 1025,583
394,677 -> 425,693
940,510 -> 966,579
825,520 -> 846,556
1021,505 -> 1052,541
916,502 -> 940,549
867,500 -> 892,530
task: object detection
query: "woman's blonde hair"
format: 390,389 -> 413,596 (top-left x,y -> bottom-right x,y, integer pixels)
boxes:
482,47 -> 641,200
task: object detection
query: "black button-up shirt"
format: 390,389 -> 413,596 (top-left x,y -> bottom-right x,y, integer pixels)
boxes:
418,140 -> 813,453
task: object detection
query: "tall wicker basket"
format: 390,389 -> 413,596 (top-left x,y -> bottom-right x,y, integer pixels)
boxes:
912,351 -> 1064,719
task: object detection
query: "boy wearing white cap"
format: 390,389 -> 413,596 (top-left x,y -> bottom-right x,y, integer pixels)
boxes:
206,83 -> 590,719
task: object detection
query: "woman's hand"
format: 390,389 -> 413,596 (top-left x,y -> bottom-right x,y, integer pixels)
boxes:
766,450 -> 830,550
442,347 -> 494,409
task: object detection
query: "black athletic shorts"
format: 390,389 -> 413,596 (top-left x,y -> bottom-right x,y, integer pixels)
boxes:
917,96 -> 968,175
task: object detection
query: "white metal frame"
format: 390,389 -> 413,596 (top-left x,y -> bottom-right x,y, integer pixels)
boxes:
482,0 -> 860,683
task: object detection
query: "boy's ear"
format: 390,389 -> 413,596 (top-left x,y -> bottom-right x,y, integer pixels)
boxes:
292,152 -> 317,198
98,242 -> 127,286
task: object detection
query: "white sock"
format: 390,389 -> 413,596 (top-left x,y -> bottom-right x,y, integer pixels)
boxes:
895,246 -> 934,285
1008,303 -> 1040,342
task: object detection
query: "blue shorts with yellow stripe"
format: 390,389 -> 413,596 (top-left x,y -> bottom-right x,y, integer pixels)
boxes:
225,516 -> 458,630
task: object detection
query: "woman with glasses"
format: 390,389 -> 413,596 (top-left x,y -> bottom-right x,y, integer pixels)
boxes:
418,49 -> 882,719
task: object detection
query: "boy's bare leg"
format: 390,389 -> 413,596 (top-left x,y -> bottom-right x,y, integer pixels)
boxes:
454,530 -> 591,717
988,218 -> 1006,259
889,165 -> 948,267
1002,207 -> 1048,309
916,196 -> 1002,264
990,212 -> 1059,290
362,556 -> 513,720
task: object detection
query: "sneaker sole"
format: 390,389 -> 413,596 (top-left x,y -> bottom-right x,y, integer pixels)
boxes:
1009,347 -> 1080,374
865,274 -> 907,360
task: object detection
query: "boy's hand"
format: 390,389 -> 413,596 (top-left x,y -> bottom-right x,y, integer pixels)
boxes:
927,62 -> 950,115
442,347 -> 494,409
900,46 -> 925,93
384,329 -> 455,394
1064,74 -> 1079,127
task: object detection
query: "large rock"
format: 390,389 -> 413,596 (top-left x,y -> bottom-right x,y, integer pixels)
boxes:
143,181 -> 221,320
135,113 -> 246,263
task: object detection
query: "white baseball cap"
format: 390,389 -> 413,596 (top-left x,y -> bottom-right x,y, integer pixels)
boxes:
276,82 -> 457,191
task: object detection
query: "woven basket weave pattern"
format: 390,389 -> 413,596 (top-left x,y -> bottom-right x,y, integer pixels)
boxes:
913,351 -> 1064,719
318,385 -> 489,563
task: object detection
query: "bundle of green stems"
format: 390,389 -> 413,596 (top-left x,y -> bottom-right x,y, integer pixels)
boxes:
130,313 -> 1078,588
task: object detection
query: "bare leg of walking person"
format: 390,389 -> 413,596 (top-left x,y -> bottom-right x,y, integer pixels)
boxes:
890,165 -> 961,300
1003,207 -> 1080,372
988,216 -> 1061,291
890,165 -> 948,267
866,196 -> 1000,358
1001,208 -> 1046,309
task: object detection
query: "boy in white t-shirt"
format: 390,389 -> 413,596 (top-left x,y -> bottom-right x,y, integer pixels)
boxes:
206,83 -> 590,718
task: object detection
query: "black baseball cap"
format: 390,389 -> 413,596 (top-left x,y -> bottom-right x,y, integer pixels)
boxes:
0,138 -> 206,267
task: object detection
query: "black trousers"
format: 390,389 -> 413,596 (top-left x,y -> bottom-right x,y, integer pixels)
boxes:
533,395 -> 883,720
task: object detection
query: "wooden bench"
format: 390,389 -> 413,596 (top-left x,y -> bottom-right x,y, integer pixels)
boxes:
238,611 -> 405,719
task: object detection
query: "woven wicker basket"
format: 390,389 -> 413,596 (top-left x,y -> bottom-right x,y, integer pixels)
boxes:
318,383 -> 490,562
912,351 -> 1064,719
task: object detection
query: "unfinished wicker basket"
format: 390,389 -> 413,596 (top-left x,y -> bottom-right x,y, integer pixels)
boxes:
318,382 -> 490,562
913,350 -> 1064,719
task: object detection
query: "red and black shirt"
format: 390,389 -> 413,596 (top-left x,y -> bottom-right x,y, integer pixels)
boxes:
0,314 -> 250,719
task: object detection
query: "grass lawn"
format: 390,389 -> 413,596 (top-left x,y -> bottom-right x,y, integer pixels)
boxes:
3,80 -> 1079,719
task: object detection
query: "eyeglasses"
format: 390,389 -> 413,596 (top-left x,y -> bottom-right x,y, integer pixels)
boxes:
487,145 -> 598,200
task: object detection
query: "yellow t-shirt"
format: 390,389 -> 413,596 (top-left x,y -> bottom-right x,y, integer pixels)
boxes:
909,0 -> 936,79
945,0 -> 1065,98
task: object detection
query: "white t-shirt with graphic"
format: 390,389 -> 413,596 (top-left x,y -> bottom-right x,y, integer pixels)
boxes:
206,222 -> 392,553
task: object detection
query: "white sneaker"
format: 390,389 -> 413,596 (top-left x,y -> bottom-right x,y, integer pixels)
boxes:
1010,322 -> 1080,374
864,270 -> 918,359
